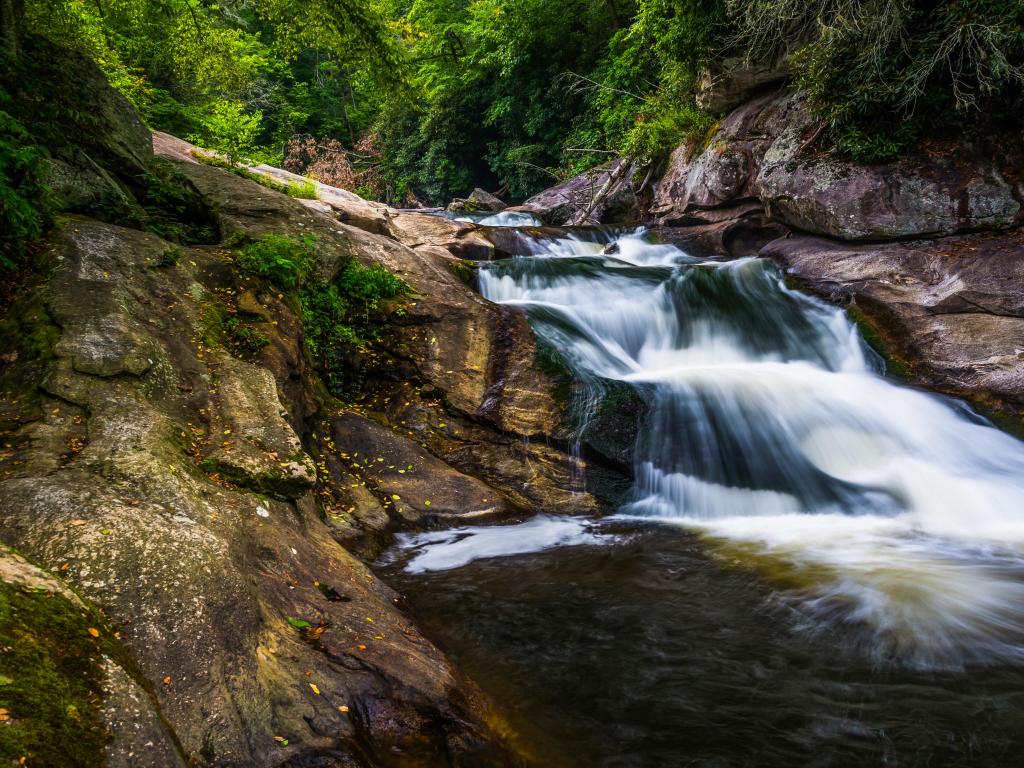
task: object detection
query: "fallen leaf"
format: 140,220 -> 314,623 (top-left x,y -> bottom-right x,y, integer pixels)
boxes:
287,618 -> 312,629
309,683 -> 320,695
338,705 -> 349,713
162,676 -> 172,685
87,627 -> 100,638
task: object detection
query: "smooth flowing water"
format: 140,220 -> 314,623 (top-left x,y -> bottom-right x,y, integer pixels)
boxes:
380,227 -> 1024,765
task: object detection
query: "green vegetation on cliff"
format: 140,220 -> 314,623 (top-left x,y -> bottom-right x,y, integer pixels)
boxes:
4,1 -> 1023,208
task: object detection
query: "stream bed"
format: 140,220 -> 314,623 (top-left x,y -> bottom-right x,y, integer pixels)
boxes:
378,227 -> 1024,766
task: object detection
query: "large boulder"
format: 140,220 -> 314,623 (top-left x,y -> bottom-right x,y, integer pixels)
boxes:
448,188 -> 507,213
653,91 -> 1024,241
519,159 -> 639,226
2,35 -> 153,203
761,228 -> 1024,416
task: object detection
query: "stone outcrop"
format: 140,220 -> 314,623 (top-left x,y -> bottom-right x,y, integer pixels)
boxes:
652,92 -> 1024,241
2,36 -> 153,220
519,158 -> 639,226
643,89 -> 1024,426
762,229 -> 1024,417
1,99 -> 611,763
1,214 -> 527,766
448,188 -> 507,213
696,56 -> 790,114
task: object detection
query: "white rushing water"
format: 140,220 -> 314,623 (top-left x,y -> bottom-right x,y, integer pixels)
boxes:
405,228 -> 1024,667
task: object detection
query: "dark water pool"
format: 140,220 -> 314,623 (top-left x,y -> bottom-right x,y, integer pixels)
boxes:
380,522 -> 1024,768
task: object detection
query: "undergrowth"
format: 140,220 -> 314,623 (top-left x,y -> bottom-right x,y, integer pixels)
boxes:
231,233 -> 406,389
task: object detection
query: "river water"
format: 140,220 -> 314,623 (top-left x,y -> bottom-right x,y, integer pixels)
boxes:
379,227 -> 1024,766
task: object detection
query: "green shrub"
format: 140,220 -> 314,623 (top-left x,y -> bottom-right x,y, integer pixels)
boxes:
300,259 -> 405,356
236,234 -> 314,288
224,317 -> 270,355
0,109 -> 52,271
190,101 -> 263,166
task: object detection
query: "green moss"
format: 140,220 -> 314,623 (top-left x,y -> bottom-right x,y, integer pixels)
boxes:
198,457 -> 309,499
194,155 -> 318,200
447,259 -> 479,287
0,291 -> 61,430
0,580 -> 112,766
198,300 -> 229,349
845,304 -> 911,381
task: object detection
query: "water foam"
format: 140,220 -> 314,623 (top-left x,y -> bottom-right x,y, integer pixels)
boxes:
474,228 -> 1024,666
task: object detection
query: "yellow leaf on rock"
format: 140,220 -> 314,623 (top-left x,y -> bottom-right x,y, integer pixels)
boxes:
309,683 -> 320,695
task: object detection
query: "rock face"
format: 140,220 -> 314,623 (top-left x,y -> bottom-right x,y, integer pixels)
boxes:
642,88 -> 1024,425
0,215 -> 525,766
0,546 -> 185,767
2,35 -> 153,219
763,230 -> 1024,416
652,92 -> 1024,241
448,188 -> 507,213
519,159 -> 639,226
696,56 -> 790,114
2,100 -> 609,762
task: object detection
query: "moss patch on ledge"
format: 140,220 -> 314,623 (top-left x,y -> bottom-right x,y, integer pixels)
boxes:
0,580 -> 112,766
844,303 -> 913,381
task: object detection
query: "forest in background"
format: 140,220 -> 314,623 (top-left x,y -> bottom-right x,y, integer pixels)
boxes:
3,0 -> 1024,220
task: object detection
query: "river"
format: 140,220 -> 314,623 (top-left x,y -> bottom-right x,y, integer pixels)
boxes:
379,225 -> 1024,766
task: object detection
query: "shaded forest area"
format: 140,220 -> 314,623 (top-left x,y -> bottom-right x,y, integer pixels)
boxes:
3,0 -> 1024,260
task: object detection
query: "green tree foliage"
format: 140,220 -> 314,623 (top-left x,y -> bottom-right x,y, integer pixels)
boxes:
0,107 -> 51,270
192,101 -> 263,164
728,0 -> 1024,161
9,0 -> 1024,218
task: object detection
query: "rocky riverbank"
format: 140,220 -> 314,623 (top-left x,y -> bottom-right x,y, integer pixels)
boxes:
521,88 -> 1024,427
0,41 -> 600,768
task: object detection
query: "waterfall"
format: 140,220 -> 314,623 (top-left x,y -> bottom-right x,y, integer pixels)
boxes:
470,227 -> 1024,667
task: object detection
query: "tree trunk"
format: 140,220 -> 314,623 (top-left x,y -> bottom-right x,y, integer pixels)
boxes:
1,0 -> 25,59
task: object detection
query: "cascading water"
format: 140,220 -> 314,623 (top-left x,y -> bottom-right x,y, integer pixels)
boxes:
395,227 -> 1024,669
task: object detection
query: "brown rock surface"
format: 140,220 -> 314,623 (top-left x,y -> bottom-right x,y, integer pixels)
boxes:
0,217 -> 524,766
761,230 -> 1024,417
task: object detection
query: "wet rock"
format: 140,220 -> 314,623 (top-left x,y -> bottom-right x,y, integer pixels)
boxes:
520,159 -> 639,226
761,229 -> 1024,416
0,546 -> 185,767
448,188 -> 507,213
330,412 -> 512,525
0,216 -> 521,766
652,91 -> 1024,241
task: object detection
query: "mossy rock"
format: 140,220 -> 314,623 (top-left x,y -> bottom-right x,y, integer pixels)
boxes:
0,550 -> 114,767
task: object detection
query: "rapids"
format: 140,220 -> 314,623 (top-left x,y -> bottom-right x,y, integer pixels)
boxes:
381,226 -> 1024,764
